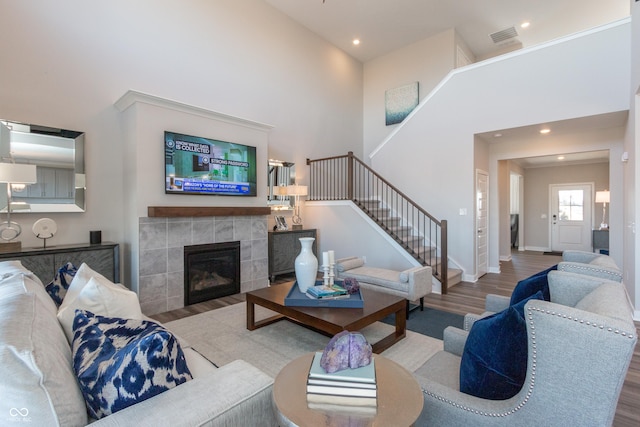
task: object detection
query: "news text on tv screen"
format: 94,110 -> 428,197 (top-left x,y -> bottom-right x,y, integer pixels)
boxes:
164,131 -> 257,196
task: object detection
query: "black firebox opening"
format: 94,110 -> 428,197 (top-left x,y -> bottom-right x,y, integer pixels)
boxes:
184,241 -> 240,306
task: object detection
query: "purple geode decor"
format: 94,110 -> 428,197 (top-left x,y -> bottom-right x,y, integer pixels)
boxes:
342,277 -> 360,295
320,330 -> 372,373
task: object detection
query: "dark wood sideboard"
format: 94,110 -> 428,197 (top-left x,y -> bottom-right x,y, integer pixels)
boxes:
0,242 -> 120,285
268,229 -> 317,282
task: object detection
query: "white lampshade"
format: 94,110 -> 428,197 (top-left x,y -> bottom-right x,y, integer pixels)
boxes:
276,185 -> 289,196
595,190 -> 610,204
285,184 -> 308,197
0,163 -> 37,184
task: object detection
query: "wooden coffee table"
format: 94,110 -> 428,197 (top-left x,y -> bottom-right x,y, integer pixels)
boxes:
273,352 -> 424,426
246,283 -> 406,353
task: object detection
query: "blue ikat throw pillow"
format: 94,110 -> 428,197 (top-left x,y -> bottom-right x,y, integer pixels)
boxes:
45,262 -> 78,306
71,310 -> 192,419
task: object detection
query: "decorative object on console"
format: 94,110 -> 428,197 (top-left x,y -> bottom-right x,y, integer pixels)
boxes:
285,184 -> 308,230
0,162 -> 37,253
274,215 -> 288,231
595,190 -> 610,230
90,230 -> 102,244
294,237 -> 318,293
32,217 -> 57,249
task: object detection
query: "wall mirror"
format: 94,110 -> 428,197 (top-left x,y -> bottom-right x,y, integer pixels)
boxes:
267,159 -> 294,210
0,120 -> 85,213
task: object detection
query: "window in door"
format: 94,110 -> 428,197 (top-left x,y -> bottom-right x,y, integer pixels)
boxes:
558,190 -> 584,221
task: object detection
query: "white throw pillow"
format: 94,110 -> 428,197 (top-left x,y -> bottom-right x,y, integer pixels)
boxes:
58,274 -> 142,343
59,263 -> 111,310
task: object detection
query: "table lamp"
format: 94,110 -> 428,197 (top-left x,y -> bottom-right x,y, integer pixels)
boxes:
0,163 -> 37,252
595,190 -> 610,230
286,184 -> 308,230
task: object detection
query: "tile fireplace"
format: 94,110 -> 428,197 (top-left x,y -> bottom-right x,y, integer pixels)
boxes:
138,214 -> 269,315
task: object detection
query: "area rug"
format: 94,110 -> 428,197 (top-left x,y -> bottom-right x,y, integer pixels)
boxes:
164,303 -> 443,378
382,307 -> 465,340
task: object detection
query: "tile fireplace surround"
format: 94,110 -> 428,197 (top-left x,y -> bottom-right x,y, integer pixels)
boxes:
138,213 -> 269,315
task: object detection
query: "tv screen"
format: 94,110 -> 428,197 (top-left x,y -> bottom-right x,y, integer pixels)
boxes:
165,131 -> 257,196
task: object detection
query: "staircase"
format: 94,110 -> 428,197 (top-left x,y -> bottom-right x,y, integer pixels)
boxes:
355,198 -> 462,289
306,152 -> 462,293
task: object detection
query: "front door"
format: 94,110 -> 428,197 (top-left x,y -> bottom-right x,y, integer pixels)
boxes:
550,183 -> 593,252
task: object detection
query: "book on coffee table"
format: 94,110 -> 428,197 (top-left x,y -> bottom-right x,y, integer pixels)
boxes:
308,352 -> 376,384
306,283 -> 348,299
306,352 -> 378,407
307,392 -> 377,409
307,383 -> 377,398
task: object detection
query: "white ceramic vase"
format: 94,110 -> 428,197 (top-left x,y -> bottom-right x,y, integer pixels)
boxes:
294,237 -> 318,293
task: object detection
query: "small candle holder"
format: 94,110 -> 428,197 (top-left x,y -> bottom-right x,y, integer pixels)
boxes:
322,264 -> 330,286
329,262 -> 335,286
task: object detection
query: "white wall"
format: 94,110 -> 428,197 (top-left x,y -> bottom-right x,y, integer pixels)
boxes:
369,20 -> 631,280
0,1 -> 363,257
627,0 -> 640,315
363,29 -> 455,158
303,201 -> 423,273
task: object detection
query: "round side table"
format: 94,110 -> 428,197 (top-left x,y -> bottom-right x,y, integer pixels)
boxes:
273,352 -> 423,427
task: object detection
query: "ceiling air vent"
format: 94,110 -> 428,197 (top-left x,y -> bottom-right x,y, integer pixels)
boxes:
489,26 -> 518,45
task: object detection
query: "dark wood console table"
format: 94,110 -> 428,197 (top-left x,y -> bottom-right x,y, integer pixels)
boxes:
0,242 -> 120,284
268,229 -> 317,281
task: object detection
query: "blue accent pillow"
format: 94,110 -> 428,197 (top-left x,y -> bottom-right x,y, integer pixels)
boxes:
45,262 -> 78,306
71,310 -> 192,419
460,291 -> 544,400
509,264 -> 557,305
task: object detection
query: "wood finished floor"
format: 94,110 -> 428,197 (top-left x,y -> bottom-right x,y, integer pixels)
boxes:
152,250 -> 639,427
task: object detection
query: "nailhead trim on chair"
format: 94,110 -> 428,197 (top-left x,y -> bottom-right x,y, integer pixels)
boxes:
558,263 -> 623,280
422,305 -> 635,418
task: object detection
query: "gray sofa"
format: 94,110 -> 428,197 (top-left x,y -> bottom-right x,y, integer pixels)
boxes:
414,266 -> 636,426
336,256 -> 432,318
0,260 -> 276,426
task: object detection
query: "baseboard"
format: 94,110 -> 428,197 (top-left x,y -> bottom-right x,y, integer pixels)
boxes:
524,245 -> 551,252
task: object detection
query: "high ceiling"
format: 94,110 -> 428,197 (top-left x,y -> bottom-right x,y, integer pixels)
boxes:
266,0 -> 630,167
265,0 -> 629,63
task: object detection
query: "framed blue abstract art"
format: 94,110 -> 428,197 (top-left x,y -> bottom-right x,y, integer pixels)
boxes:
385,82 -> 419,126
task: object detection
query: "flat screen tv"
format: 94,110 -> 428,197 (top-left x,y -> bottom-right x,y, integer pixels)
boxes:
164,131 -> 257,197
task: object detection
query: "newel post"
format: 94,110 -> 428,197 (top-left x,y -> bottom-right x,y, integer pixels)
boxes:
440,219 -> 448,294
347,151 -> 354,201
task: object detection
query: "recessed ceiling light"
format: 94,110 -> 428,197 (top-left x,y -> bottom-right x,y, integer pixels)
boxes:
521,21 -> 531,29
540,128 -> 551,134
557,156 -> 565,160
494,133 -> 503,138
352,39 -> 360,46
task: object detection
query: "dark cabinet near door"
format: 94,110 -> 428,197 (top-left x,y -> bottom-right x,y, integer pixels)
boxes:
268,229 -> 317,281
592,229 -> 609,253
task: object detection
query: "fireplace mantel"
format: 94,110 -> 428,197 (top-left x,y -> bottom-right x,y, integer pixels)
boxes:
147,206 -> 271,217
